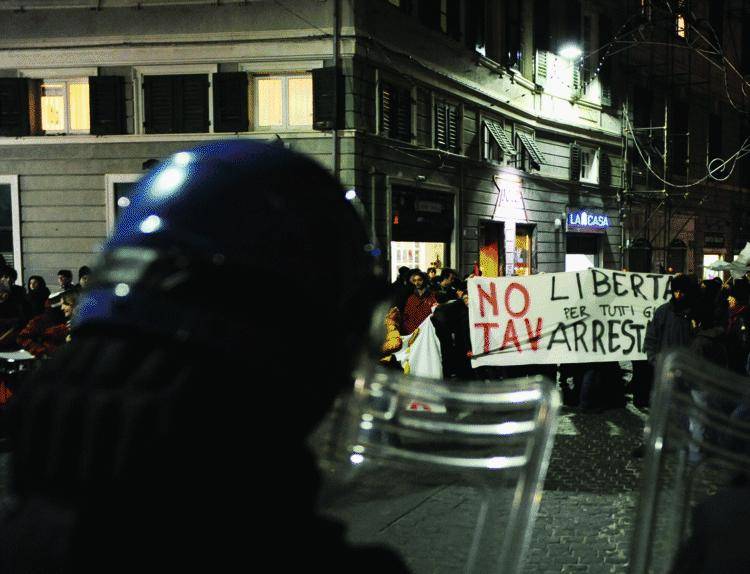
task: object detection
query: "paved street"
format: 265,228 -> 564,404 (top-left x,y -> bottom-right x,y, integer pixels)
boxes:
315,403 -> 649,573
522,405 -> 647,574
0,401 -> 650,573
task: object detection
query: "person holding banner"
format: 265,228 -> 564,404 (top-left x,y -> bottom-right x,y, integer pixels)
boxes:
431,288 -> 472,379
633,274 -> 698,457
643,274 -> 698,367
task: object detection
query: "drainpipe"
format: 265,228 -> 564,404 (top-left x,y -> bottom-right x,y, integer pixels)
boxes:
332,0 -> 341,182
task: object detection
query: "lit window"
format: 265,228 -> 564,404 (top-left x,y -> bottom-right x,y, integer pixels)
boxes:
580,147 -> 600,184
256,78 -> 283,126
288,77 -> 313,126
514,226 -> 533,276
254,74 -> 312,129
41,78 -> 90,134
676,15 -> 687,38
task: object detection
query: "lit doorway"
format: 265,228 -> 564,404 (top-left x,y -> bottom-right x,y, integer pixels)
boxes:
566,234 -> 600,271
390,186 -> 454,280
478,220 -> 504,277
390,241 -> 446,281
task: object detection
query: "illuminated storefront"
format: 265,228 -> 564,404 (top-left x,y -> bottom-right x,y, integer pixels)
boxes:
565,208 -> 609,272
390,186 -> 454,281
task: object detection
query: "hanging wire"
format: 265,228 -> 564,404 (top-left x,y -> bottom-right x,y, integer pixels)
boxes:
623,112 -> 750,189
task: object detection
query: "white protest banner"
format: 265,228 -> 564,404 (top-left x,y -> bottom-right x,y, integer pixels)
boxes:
468,269 -> 672,367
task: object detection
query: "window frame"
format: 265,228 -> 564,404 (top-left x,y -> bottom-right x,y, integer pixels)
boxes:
483,122 -> 501,163
250,72 -> 314,131
481,115 -> 516,165
0,175 -> 22,284
376,70 -> 415,144
18,67 -> 98,136
134,64 -> 217,136
240,61 -> 324,132
39,78 -> 91,135
579,146 -> 600,184
514,126 -> 544,173
433,95 -> 461,153
105,173 -> 141,234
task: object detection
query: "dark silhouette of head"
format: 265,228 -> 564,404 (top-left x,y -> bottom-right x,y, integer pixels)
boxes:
0,141 -> 391,573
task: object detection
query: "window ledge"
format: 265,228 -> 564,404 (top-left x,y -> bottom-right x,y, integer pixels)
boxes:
508,68 -> 535,91
577,98 -> 603,112
0,131 -> 328,145
475,55 -> 505,76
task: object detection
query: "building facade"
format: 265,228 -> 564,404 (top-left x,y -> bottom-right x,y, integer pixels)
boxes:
0,0 -> 637,286
619,0 -> 750,278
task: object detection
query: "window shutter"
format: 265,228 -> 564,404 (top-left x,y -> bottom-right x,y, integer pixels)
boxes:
143,75 -> 177,134
180,74 -> 210,133
435,101 -> 447,148
395,86 -> 412,142
89,76 -> 126,135
213,72 -> 248,133
572,64 -> 581,92
570,143 -> 581,181
380,83 -> 393,138
484,119 -> 517,156
434,102 -> 459,152
381,83 -> 411,142
312,66 -> 339,131
28,79 -> 42,135
0,78 -> 32,137
599,149 -> 611,188
535,51 -> 548,86
517,132 -> 546,169
447,104 -> 458,152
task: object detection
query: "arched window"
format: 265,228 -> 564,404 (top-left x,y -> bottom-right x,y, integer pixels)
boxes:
667,239 -> 688,274
628,238 -> 652,272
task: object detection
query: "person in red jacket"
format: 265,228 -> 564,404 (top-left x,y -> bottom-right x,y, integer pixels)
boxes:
401,269 -> 437,335
17,290 -> 78,358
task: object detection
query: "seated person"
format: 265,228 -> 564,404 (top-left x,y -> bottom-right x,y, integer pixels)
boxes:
17,290 -> 78,358
26,275 -> 50,318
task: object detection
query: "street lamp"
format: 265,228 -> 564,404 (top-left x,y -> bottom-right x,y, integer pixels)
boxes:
558,43 -> 582,60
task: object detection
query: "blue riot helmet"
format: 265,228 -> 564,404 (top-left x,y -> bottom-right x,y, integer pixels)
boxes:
74,140 -> 381,429
0,140 -> 409,573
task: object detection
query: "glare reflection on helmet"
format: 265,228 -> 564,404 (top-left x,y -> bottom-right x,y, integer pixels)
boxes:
152,167 -> 186,198
139,215 -> 162,234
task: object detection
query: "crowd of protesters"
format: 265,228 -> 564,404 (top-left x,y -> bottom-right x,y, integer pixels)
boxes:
385,265 -> 750,416
0,265 -> 90,360
388,266 -> 473,379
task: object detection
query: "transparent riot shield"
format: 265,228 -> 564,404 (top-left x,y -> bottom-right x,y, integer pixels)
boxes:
630,349 -> 750,574
312,339 -> 559,574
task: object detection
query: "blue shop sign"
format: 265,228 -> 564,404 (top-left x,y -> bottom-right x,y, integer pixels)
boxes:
566,209 -> 610,233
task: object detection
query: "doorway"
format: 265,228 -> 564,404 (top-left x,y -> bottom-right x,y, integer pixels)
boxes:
566,234 -> 600,271
390,186 -> 454,280
478,220 -> 505,277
